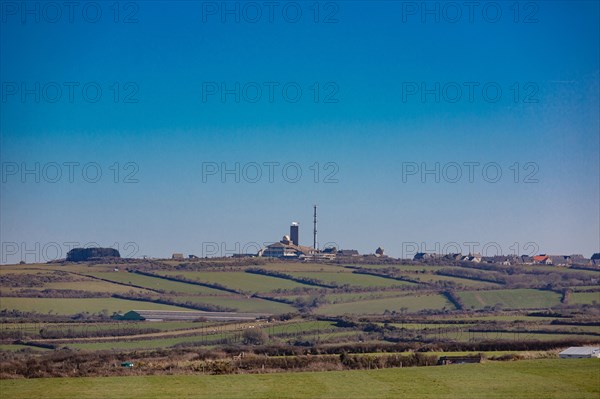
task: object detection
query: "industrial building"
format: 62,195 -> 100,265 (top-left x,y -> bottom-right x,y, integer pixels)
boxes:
558,347 -> 600,359
290,222 -> 299,245
259,234 -> 316,259
258,206 -> 359,260
259,206 -> 319,259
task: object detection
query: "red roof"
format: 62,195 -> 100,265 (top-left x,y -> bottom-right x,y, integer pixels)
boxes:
533,255 -> 549,262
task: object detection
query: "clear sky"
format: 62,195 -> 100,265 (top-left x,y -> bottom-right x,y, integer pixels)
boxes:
1,1 -> 599,263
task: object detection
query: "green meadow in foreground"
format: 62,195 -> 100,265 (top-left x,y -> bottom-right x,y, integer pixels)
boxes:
1,359 -> 597,399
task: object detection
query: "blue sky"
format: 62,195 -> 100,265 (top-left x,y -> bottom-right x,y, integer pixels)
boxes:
1,1 -> 599,262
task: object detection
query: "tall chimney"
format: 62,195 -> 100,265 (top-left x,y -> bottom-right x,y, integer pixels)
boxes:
290,222 -> 299,246
313,205 -> 317,250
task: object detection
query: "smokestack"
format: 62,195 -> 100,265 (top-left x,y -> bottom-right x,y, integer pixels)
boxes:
290,222 -> 299,246
313,205 -> 317,250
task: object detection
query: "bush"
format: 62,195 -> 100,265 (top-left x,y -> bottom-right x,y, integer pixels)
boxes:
242,328 -> 268,345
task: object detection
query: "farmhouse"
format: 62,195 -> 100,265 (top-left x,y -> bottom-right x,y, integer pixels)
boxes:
115,310 -> 269,322
559,347 -> 600,359
532,255 -> 552,265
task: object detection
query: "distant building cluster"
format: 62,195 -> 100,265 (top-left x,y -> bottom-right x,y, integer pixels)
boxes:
256,222 -> 369,260
251,207 -> 385,260
166,206 -> 600,265
413,252 -> 600,266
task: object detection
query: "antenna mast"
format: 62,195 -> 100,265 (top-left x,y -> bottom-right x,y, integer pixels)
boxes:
313,205 -> 318,250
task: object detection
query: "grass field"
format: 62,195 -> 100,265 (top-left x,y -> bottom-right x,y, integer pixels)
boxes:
260,263 -> 348,273
158,271 -> 313,293
0,297 -> 190,315
0,321 -> 215,336
458,289 -> 562,310
314,294 -> 454,315
173,295 -> 296,313
518,265 -> 600,276
570,292 -> 600,305
443,314 -> 559,322
440,331 -> 600,342
318,290 -> 416,304
288,272 -> 415,288
64,332 -> 235,351
1,359 -> 597,399
46,279 -> 153,294
0,344 -> 51,351
408,273 -> 502,288
86,272 -> 226,295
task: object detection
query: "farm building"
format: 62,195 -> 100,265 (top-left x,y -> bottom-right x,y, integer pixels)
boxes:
532,255 -> 553,265
259,235 -> 316,259
559,347 -> 600,359
114,310 -> 269,322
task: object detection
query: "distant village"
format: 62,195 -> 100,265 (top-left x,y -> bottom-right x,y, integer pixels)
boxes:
172,208 -> 600,268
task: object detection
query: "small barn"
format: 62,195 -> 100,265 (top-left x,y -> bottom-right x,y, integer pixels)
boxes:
559,347 -> 600,359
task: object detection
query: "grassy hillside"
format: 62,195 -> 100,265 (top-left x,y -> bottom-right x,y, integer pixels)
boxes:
458,289 -> 562,310
0,297 -> 190,315
1,260 -> 598,356
1,359 -> 597,399
314,294 -> 454,315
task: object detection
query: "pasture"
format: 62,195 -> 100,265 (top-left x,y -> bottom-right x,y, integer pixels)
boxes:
0,359 -> 597,399
0,297 -> 190,315
86,272 -> 225,295
458,289 -> 562,310
157,271 -> 313,293
173,295 -> 296,313
314,294 -> 454,315
287,271 -> 415,288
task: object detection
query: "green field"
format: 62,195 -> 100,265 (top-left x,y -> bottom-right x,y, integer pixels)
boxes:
409,273 -> 502,288
288,272 -> 415,288
64,320 -> 340,351
458,289 -> 562,310
158,271 -> 313,293
318,290 -> 416,304
174,295 -> 296,314
1,359 -> 597,399
440,331 -> 600,342
0,297 -> 190,315
65,332 -> 235,351
443,314 -> 559,322
570,292 -> 600,305
314,294 -> 454,315
261,263 -> 348,273
519,265 -> 600,276
86,272 -> 226,296
0,344 -> 51,352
